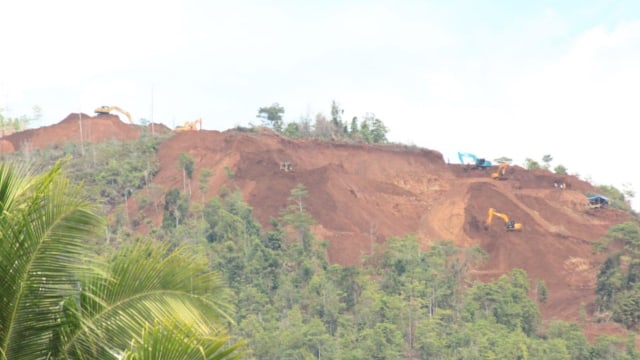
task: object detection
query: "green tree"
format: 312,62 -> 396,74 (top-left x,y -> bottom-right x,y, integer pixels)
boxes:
596,184 -> 633,211
199,168 -> 213,206
349,117 -> 359,138
524,158 -> 541,170
179,152 -> 194,180
179,152 -> 194,196
330,100 -> 344,130
281,183 -> 314,251
537,280 -> 548,304
162,188 -> 189,229
370,118 -> 389,144
283,122 -> 301,138
494,156 -> 513,164
257,103 -> 285,132
0,106 -> 40,135
554,164 -> 568,175
542,154 -> 553,170
544,321 -> 590,359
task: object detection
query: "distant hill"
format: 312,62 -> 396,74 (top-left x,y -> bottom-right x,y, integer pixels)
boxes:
3,113 -> 634,342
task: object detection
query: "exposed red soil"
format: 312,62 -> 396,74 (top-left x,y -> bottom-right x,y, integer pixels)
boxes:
0,113 -> 170,154
9,114 -> 637,342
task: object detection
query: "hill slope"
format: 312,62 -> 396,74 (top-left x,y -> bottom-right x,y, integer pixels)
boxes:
3,114 -> 633,339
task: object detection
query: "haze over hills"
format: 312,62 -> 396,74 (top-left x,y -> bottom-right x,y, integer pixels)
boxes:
2,113 -> 635,342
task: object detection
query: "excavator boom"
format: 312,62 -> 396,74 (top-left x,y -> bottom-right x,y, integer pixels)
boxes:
486,208 -> 522,231
491,163 -> 509,180
458,152 -> 492,169
175,118 -> 202,132
95,105 -> 133,124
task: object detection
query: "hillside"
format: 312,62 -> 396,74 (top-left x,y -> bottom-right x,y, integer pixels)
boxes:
2,114 -> 634,341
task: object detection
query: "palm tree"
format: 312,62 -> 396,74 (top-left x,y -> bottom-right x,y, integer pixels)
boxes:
58,240 -> 246,359
0,162 -> 245,359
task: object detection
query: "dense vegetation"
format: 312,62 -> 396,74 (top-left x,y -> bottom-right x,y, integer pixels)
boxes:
3,124 -> 640,358
0,161 -> 244,359
161,184 -> 638,359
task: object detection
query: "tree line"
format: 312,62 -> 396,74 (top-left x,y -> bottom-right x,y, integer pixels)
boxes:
256,101 -> 389,144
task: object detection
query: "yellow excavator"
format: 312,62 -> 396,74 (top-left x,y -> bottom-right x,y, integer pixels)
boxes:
491,163 -> 509,180
175,118 -> 202,132
486,208 -> 522,231
95,106 -> 133,124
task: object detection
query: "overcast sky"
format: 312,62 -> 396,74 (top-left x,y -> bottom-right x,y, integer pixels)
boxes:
2,0 -> 640,207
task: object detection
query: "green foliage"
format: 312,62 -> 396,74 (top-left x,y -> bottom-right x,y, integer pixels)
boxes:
537,280 -> 548,304
594,221 -> 640,329
612,287 -> 640,330
544,321 -> 591,359
121,321 -> 245,360
331,100 -> 344,129
349,117 -> 359,136
179,152 -> 195,180
525,158 -> 541,170
494,156 -> 513,164
273,104 -> 389,144
224,165 -> 235,179
0,162 -> 243,359
466,269 -> 540,336
281,183 -> 314,251
257,103 -> 285,132
5,136 -> 164,221
0,105 -> 40,134
61,240 -> 240,359
554,164 -> 568,175
283,122 -> 301,138
542,154 -> 553,169
590,334 -> 633,359
595,184 -> 633,212
162,188 -> 189,229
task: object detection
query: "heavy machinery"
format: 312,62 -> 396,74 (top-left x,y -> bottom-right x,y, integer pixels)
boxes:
457,152 -> 492,169
588,195 -> 609,209
486,208 -> 522,231
280,162 -> 293,172
95,105 -> 133,124
175,118 -> 202,132
491,163 -> 509,180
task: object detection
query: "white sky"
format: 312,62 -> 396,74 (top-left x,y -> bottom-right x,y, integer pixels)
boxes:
2,0 -> 640,208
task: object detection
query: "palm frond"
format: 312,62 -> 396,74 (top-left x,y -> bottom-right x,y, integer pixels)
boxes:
0,161 -> 104,359
62,240 -> 236,358
121,319 -> 246,360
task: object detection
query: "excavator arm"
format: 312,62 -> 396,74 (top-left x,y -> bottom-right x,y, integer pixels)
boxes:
95,106 -> 133,124
486,208 -> 522,231
458,152 -> 492,169
491,163 -> 509,180
175,118 -> 203,132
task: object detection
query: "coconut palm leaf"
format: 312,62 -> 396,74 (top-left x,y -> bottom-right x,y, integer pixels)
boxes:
60,240 -> 239,359
121,320 -> 246,360
0,162 -> 104,360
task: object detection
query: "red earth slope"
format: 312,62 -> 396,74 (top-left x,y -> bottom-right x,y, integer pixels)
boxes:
0,113 -> 169,154
148,130 -> 630,321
